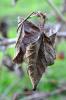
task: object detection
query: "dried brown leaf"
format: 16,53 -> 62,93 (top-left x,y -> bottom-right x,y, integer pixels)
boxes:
13,12 -> 56,90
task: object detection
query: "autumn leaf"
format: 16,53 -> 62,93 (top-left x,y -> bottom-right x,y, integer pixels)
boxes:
13,12 -> 56,90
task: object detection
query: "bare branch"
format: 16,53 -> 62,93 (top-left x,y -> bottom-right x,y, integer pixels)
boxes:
22,86 -> 66,100
46,0 -> 66,23
0,38 -> 16,47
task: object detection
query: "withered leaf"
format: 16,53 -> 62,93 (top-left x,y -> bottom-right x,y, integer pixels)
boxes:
13,12 -> 56,90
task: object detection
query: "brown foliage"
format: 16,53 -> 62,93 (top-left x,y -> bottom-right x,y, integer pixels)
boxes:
13,12 -> 56,90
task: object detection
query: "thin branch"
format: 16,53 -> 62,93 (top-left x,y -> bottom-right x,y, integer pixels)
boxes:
22,86 -> 66,100
46,0 -> 66,23
0,38 -> 16,47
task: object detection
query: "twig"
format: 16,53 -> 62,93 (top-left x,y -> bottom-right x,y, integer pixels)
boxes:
0,38 -> 16,47
22,85 -> 66,100
46,0 -> 66,23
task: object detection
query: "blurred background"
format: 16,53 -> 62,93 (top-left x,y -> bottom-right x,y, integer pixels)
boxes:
0,0 -> 66,100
